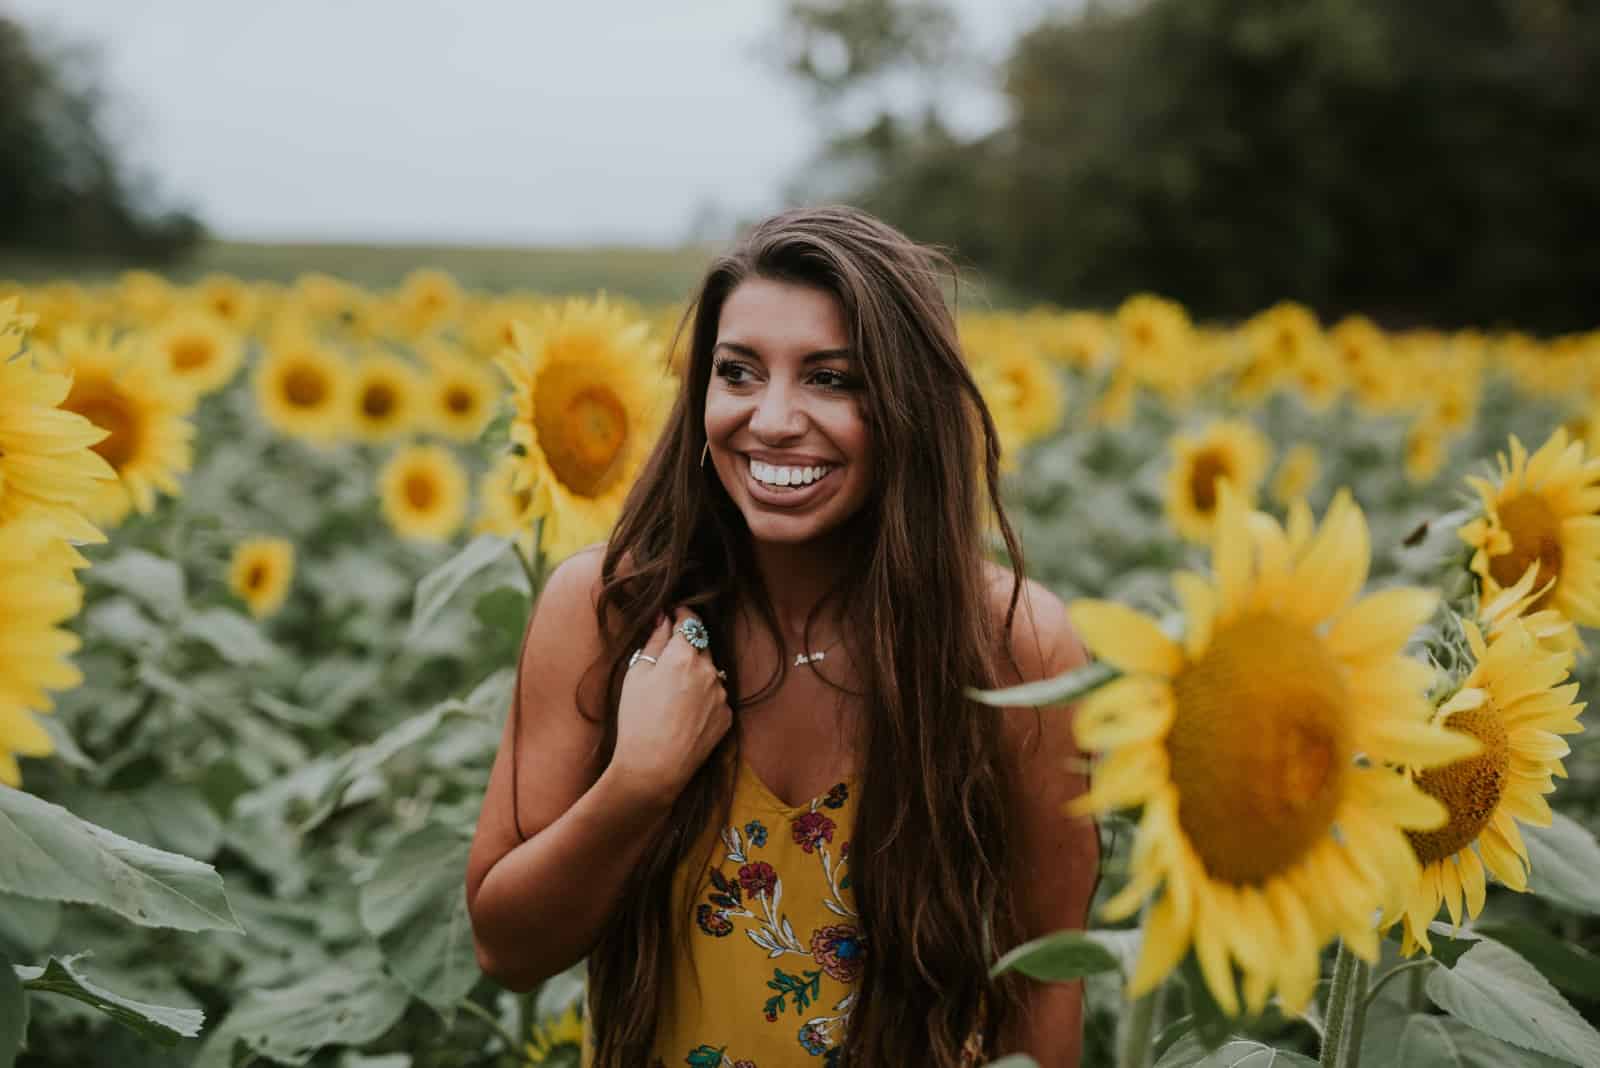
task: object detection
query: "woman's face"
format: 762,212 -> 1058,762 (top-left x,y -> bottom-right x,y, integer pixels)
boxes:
704,277 -> 873,545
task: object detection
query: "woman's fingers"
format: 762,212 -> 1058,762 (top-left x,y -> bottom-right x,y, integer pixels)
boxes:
640,612 -> 674,660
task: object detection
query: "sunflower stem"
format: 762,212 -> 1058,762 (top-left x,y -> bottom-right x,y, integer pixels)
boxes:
1319,940 -> 1358,1068
1361,958 -> 1434,1011
457,995 -> 521,1055
1117,984 -> 1160,1068
1342,957 -> 1371,1068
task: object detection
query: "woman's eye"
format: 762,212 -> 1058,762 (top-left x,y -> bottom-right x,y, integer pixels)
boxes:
812,370 -> 853,390
713,358 -> 750,383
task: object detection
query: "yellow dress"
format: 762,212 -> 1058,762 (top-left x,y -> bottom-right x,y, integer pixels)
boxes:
584,756 -> 863,1066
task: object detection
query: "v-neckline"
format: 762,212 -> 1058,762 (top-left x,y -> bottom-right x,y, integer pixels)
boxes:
738,756 -> 855,814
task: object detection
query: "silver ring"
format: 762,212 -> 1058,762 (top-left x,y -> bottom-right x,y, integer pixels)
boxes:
675,617 -> 710,651
628,649 -> 658,669
716,669 -> 727,680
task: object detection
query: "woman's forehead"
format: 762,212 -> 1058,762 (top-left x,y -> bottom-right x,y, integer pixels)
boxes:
717,278 -> 850,351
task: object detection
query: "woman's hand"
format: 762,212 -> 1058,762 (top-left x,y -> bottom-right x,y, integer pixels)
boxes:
608,607 -> 733,808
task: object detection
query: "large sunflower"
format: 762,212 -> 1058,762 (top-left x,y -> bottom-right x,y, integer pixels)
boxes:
0,517 -> 88,787
149,313 -> 245,401
1385,613 -> 1583,955
0,304 -> 117,542
1458,428 -> 1600,627
349,352 -> 422,443
379,444 -> 469,542
229,537 -> 296,619
1068,483 -> 1478,1015
1164,419 -> 1271,543
493,296 -> 671,563
420,342 -> 502,442
254,332 -> 352,443
36,326 -> 195,526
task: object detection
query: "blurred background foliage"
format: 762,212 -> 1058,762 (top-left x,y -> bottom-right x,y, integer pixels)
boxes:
780,0 -> 1600,332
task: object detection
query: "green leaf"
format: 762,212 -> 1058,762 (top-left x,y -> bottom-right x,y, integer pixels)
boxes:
1178,954 -> 1233,1051
1521,812 -> 1600,916
0,785 -> 242,933
357,823 -> 477,1019
292,702 -> 453,832
54,782 -> 224,862
179,607 -> 279,666
1426,939 -> 1600,1065
0,949 -> 24,1068
0,891 -> 59,959
86,550 -> 186,620
1363,1011 -> 1571,1067
966,659 -> 1120,707
986,1057 -> 1041,1067
191,950 -> 410,1068
990,929 -> 1122,981
1474,923 -> 1600,1001
15,953 -> 202,1043
408,533 -> 509,643
1153,1034 -> 1318,1067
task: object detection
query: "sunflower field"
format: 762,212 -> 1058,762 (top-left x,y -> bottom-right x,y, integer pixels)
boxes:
0,269 -> 1597,1068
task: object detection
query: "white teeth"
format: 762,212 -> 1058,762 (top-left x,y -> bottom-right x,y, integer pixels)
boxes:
750,459 -> 832,487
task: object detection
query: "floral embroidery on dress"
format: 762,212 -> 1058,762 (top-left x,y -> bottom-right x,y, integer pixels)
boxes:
683,1045 -> 758,1067
688,781 -> 861,1060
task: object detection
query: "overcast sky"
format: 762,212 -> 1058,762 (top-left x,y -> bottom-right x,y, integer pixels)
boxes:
7,0 -> 1059,245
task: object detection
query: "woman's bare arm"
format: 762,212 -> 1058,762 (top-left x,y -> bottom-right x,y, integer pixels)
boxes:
465,546 -> 670,992
990,572 -> 1099,1068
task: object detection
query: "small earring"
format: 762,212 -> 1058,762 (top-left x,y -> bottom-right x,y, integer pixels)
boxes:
701,441 -> 710,468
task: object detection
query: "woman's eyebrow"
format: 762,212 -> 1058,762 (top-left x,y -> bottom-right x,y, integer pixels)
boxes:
713,341 -> 853,363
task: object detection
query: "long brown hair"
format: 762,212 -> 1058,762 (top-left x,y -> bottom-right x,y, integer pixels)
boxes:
580,204 -> 1032,1065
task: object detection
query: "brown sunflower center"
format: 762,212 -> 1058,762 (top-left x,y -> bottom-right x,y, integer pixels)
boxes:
171,338 -> 214,371
283,365 -> 328,408
1168,613 -> 1350,885
445,386 -> 475,415
361,382 -> 399,420
1187,449 -> 1229,514
67,380 -> 142,472
1406,700 -> 1510,865
1131,322 -> 1154,349
404,471 -> 438,511
1488,493 -> 1563,609
246,562 -> 267,591
538,381 -> 629,498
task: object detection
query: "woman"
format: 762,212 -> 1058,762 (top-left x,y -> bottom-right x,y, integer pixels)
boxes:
466,205 -> 1097,1066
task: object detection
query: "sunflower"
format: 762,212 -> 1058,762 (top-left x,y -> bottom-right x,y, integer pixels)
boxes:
962,315 -> 1066,444
1164,419 -> 1272,544
379,443 -> 469,542
349,352 -> 422,443
1033,309 -> 1110,372
254,332 -> 353,443
1458,428 -> 1600,627
114,270 -> 176,326
393,268 -> 463,338
0,306 -> 117,542
467,296 -> 547,359
420,342 -> 501,442
523,1003 -> 584,1066
190,273 -> 261,334
229,537 -> 296,619
0,517 -> 88,787
494,296 -> 672,563
1384,613 -> 1584,955
1068,483 -> 1479,1015
1403,418 -> 1449,485
1270,443 -> 1321,509
1115,294 -> 1192,387
149,313 -> 245,400
971,359 -> 1028,476
474,451 -> 540,554
35,326 -> 195,526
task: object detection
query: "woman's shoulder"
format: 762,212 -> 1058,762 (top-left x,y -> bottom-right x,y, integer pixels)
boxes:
980,560 -> 1088,687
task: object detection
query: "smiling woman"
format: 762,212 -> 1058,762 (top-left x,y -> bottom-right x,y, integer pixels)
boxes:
467,205 -> 1095,1068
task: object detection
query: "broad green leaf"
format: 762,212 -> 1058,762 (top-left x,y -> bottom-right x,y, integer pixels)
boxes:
192,950 -> 410,1068
1521,812 -> 1600,916
966,659 -> 1120,708
84,596 -> 163,651
1363,1011 -> 1571,1068
33,711 -> 94,772
408,533 -> 508,643
0,949 -> 24,1068
179,607 -> 279,665
15,953 -> 203,1043
0,892 -> 59,958
294,702 -> 453,832
1178,954 -> 1233,1051
357,823 -> 477,1019
986,1057 -> 1041,1067
1475,922 -> 1600,1000
86,550 -> 186,620
990,929 -> 1121,981
0,785 -> 241,933
55,782 -> 224,862
339,1055 -> 412,1068
1153,1034 -> 1318,1067
1426,939 -> 1600,1065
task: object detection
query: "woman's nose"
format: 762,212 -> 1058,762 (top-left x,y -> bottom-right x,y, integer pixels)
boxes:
749,381 -> 805,438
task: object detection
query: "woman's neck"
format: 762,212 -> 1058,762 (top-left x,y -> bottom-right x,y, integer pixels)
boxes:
744,535 -> 851,643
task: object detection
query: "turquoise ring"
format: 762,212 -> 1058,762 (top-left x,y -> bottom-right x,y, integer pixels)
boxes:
675,617 -> 710,651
